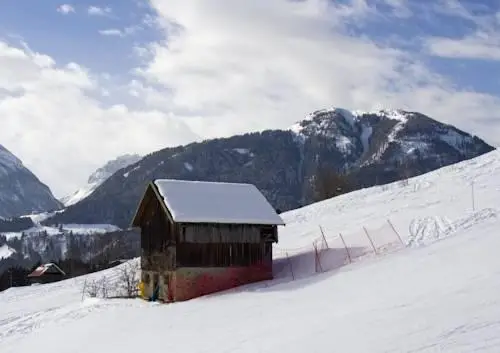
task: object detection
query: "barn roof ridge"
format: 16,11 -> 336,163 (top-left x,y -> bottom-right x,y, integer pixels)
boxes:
153,178 -> 257,186
151,179 -> 285,226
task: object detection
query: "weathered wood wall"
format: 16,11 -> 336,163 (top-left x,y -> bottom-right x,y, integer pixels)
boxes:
140,189 -> 176,272
180,223 -> 262,243
175,223 -> 276,268
176,242 -> 272,267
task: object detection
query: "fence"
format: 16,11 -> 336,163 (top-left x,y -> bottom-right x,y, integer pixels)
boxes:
272,200 -> 499,283
272,219 -> 406,281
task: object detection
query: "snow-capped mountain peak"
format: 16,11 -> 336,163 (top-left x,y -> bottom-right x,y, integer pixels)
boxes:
286,107 -> 494,184
289,107 -> 487,161
61,154 -> 142,206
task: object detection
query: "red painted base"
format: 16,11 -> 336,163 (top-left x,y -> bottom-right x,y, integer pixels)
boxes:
173,262 -> 272,301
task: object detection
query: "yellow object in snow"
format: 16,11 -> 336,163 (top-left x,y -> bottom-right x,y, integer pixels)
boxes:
137,281 -> 145,298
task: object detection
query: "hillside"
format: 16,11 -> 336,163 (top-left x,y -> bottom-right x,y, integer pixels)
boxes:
0,144 -> 62,218
1,149 -> 499,352
45,108 -> 494,228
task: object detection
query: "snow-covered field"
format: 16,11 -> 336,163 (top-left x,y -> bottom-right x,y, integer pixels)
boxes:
1,149 -> 499,352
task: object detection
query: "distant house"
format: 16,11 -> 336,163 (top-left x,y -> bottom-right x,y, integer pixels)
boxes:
27,263 -> 66,285
131,179 -> 285,302
107,259 -> 128,268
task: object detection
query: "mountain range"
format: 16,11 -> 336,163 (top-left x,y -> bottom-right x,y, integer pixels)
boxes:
43,108 -> 495,229
0,107 -> 496,273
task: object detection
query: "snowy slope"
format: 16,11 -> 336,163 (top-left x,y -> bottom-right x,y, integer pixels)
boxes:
61,154 -> 142,206
278,148 -> 500,249
1,149 -> 500,352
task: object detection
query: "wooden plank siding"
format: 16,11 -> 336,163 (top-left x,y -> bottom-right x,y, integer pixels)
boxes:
176,242 -> 272,267
180,223 -> 262,243
140,186 -> 177,272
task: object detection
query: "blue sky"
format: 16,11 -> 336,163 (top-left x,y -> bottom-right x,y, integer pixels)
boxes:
1,0 -> 498,95
0,0 -> 161,80
0,0 -> 499,197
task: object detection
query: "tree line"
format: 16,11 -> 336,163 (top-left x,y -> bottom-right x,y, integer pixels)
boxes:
0,228 -> 140,292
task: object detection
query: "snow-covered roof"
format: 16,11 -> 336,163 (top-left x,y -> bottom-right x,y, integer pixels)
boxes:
153,179 -> 285,225
28,263 -> 66,277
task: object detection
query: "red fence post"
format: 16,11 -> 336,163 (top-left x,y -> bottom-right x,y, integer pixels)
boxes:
363,226 -> 377,254
338,232 -> 352,263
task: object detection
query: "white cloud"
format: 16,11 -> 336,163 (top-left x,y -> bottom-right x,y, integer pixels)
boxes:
88,6 -> 112,16
99,26 -> 139,37
422,2 -> 500,61
137,0 -> 500,141
2,0 -> 500,199
57,4 -> 75,14
425,31 -> 500,60
98,29 -> 123,36
0,41 -> 200,198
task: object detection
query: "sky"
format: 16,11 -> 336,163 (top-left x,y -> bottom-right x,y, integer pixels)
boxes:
1,0 -> 500,199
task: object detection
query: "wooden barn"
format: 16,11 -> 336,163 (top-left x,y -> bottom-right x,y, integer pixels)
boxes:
27,263 -> 66,285
131,179 -> 285,302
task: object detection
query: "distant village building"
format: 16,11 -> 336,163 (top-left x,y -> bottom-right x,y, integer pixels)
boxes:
131,179 -> 285,302
27,263 -> 66,285
106,259 -> 128,268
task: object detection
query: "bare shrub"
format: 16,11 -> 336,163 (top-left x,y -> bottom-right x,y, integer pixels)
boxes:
85,279 -> 101,298
83,276 -> 110,299
81,261 -> 139,300
117,261 -> 140,298
100,276 -> 109,298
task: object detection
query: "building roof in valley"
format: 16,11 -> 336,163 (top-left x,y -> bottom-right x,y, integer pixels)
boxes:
151,179 -> 285,226
27,263 -> 66,277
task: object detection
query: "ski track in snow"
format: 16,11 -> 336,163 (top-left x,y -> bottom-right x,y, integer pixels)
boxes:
1,150 -> 500,352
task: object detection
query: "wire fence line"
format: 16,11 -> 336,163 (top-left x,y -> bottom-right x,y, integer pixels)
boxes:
272,219 -> 405,280
270,173 -> 497,281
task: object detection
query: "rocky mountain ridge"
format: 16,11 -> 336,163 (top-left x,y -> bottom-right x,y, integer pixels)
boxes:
0,144 -> 62,219
44,108 -> 495,228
